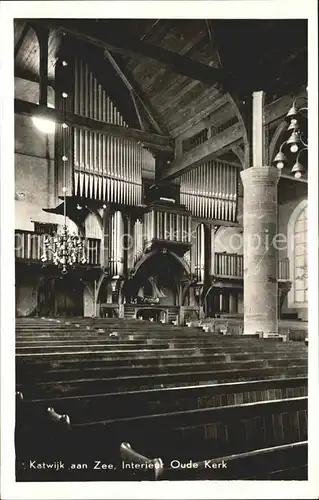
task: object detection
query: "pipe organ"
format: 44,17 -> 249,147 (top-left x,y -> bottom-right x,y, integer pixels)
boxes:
51,52 -> 242,318
180,160 -> 238,221
69,59 -> 154,205
109,211 -> 124,277
194,224 -> 205,282
144,207 -> 191,245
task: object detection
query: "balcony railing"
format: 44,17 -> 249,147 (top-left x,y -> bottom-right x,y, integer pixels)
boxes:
278,258 -> 290,280
214,253 -> 290,280
15,230 -> 101,266
215,253 -> 243,278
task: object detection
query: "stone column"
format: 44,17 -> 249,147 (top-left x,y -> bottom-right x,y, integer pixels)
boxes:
240,166 -> 279,336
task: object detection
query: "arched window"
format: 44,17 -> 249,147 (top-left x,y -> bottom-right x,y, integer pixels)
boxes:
287,200 -> 308,307
293,205 -> 308,304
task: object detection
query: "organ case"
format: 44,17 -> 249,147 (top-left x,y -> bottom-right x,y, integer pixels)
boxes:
180,160 -> 238,222
56,56 -> 155,206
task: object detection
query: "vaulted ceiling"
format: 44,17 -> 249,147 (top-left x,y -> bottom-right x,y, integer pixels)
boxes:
14,18 -> 308,197
14,18 -> 307,137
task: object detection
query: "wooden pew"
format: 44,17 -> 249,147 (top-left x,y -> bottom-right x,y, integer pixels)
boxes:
120,442 -> 164,480
19,396 -> 307,459
86,396 -> 308,461
16,376 -> 307,425
16,397 -> 307,480
288,329 -> 308,342
17,364 -> 308,399
17,358 -> 307,387
120,441 -> 308,480
15,336 -> 305,354
16,351 -> 307,374
16,342 -> 308,362
16,337 -> 256,353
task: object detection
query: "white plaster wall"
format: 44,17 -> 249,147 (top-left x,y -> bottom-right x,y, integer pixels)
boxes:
15,77 -> 57,230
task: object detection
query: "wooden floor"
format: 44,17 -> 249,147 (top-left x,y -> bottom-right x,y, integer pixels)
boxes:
15,317 -> 308,481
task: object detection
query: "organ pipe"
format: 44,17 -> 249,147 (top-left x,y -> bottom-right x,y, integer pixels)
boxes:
180,160 -> 238,222
109,211 -> 124,276
142,209 -> 191,245
72,58 -> 153,205
194,224 -> 205,282
134,219 -> 143,263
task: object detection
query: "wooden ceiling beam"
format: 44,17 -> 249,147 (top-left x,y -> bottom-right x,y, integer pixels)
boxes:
32,20 -> 230,88
170,94 -> 229,138
103,49 -> 169,135
15,99 -> 174,152
161,122 -> 243,181
157,80 -> 201,115
264,88 -> 307,125
162,85 -> 217,124
137,30 -> 207,93
14,23 -> 30,59
14,68 -> 55,88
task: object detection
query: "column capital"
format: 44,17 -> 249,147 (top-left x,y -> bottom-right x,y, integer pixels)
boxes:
240,166 -> 280,186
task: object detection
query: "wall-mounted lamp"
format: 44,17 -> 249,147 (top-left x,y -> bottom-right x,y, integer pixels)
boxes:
32,116 -> 55,134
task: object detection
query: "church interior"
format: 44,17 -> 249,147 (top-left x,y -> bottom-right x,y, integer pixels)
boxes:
14,18 -> 308,481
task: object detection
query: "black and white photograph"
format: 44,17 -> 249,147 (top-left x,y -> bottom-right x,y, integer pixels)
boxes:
1,1 -> 318,499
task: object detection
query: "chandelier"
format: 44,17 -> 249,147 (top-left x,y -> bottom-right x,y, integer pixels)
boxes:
41,224 -> 87,274
41,62 -> 86,274
273,95 -> 308,179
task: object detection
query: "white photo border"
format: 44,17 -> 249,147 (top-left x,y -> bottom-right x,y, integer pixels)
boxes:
1,1 -> 318,498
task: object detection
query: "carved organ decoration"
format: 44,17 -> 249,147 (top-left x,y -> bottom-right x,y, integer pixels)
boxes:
148,276 -> 166,299
67,58 -> 154,205
180,160 -> 238,221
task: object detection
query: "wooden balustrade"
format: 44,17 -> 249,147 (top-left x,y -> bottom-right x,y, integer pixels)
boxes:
15,230 -> 101,266
85,238 -> 101,266
15,230 -> 47,262
215,253 -> 243,278
278,257 -> 290,280
214,253 -> 289,280
14,230 -> 289,279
